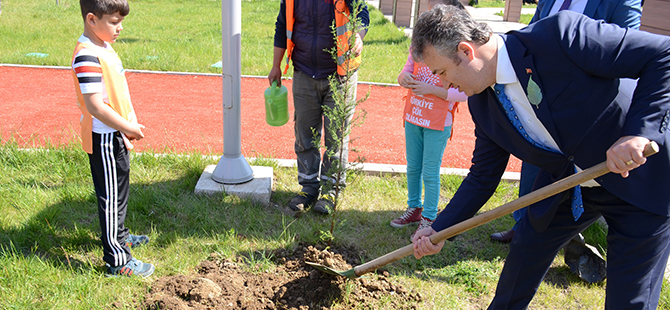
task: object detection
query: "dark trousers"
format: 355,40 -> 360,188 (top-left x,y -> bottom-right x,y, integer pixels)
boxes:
489,187 -> 670,310
511,162 -> 542,230
291,70 -> 357,196
89,132 -> 132,267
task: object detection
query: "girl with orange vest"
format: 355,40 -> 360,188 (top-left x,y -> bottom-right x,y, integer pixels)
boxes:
390,49 -> 468,240
391,49 -> 467,240
389,0 -> 468,240
391,0 -> 468,239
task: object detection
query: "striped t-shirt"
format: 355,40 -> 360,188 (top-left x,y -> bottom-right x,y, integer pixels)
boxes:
71,35 -> 116,133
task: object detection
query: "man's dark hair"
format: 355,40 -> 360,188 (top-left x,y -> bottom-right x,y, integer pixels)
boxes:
412,4 -> 492,64
80,0 -> 129,20
429,0 -> 466,11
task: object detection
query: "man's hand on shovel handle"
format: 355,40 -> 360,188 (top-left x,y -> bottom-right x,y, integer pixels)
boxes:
411,137 -> 656,260
413,227 -> 445,259
607,136 -> 650,178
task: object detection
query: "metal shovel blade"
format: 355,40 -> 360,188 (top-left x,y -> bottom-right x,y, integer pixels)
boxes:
304,261 -> 357,278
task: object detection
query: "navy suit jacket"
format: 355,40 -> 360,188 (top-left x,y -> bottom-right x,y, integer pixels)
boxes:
433,11 -> 670,233
530,0 -> 642,29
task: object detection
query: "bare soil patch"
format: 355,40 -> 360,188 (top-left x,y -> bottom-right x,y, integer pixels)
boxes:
143,243 -> 422,309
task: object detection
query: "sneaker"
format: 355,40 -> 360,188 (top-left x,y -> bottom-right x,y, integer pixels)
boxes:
125,234 -> 149,249
313,194 -> 335,214
390,207 -> 423,228
106,258 -> 155,278
411,216 -> 435,241
288,191 -> 317,211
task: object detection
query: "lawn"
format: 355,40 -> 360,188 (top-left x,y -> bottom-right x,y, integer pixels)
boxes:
0,0 -> 410,84
0,0 -> 532,84
1,0 -> 668,309
1,141 -> 628,309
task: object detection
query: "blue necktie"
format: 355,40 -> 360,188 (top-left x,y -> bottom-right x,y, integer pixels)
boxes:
494,84 -> 584,221
559,0 -> 572,11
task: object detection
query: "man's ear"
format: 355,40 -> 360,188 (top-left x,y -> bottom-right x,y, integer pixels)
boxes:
457,42 -> 476,61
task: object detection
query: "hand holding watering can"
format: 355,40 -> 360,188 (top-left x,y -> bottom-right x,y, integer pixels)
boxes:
264,81 -> 289,126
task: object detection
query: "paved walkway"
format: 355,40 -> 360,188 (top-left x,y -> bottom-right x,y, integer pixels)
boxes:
466,7 -> 536,33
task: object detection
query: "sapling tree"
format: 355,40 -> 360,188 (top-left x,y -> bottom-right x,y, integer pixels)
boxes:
314,0 -> 369,246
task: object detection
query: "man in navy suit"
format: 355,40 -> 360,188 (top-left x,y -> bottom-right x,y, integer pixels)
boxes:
410,5 -> 670,309
491,0 -> 642,245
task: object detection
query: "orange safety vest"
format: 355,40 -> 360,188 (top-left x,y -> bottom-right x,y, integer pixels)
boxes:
72,41 -> 137,154
283,0 -> 362,76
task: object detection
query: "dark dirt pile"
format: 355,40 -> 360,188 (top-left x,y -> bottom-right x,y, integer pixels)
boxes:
143,244 -> 422,309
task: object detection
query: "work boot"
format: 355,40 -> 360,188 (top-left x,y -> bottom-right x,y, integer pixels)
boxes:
314,194 -> 335,214
288,191 -> 317,211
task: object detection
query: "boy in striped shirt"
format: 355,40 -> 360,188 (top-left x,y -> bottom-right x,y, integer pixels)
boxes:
71,0 -> 154,277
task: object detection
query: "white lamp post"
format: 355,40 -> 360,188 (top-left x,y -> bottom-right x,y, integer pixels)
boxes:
212,0 -> 253,184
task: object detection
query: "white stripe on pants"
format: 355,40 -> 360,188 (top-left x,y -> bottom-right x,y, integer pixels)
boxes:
89,132 -> 132,267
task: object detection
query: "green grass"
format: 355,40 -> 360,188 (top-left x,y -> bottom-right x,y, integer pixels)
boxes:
473,0 -> 506,7
519,13 -> 534,24
0,0 -> 538,83
2,0 -> 668,308
2,141 -> 665,309
0,0 -> 224,73
0,0 -> 410,84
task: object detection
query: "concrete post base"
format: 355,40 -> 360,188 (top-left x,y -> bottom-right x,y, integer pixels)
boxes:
195,165 -> 273,206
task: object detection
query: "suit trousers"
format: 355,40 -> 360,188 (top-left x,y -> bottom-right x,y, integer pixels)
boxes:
292,70 -> 357,196
510,162 -> 542,230
89,132 -> 132,267
488,186 -> 670,310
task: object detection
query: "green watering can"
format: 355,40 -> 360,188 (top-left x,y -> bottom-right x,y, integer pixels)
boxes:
264,81 -> 289,126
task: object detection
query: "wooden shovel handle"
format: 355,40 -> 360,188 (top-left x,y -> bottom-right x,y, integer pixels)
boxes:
353,141 -> 659,277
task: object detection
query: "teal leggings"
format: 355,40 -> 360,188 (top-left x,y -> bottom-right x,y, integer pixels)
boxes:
404,121 -> 451,220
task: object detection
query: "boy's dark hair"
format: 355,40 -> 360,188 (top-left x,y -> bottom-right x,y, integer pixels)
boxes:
429,0 -> 466,10
80,0 -> 129,20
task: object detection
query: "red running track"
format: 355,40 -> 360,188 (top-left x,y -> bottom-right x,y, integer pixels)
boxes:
0,65 -> 521,172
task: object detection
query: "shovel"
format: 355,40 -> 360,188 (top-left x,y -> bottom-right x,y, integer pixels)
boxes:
306,141 -> 660,278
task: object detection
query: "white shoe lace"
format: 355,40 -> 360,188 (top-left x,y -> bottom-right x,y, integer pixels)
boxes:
417,218 -> 433,230
399,208 -> 418,221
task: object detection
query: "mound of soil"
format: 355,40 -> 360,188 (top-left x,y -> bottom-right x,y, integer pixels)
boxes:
143,244 -> 422,309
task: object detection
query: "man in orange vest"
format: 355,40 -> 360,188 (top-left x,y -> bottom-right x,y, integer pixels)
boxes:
268,0 -> 369,214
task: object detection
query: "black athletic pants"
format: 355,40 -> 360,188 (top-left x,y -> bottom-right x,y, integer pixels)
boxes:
89,132 -> 132,267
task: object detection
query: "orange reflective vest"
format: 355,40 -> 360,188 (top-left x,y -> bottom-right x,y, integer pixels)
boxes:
283,0 -> 362,76
72,41 -> 137,154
